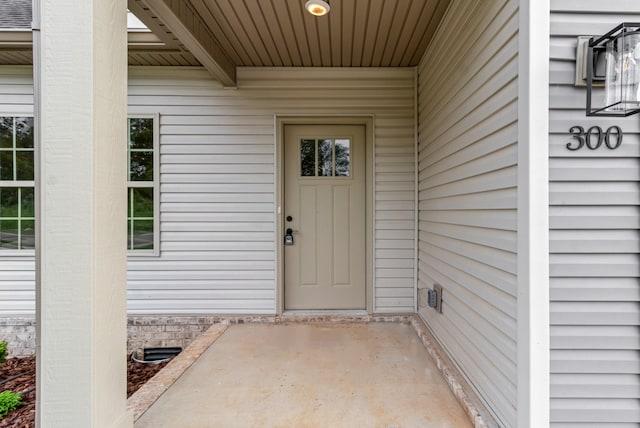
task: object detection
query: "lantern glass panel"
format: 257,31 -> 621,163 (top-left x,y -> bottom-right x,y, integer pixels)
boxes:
605,32 -> 640,113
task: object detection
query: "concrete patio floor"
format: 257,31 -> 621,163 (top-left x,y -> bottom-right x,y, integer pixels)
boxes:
134,322 -> 474,427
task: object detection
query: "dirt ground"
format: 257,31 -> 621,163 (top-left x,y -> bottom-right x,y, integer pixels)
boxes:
0,355 -> 167,427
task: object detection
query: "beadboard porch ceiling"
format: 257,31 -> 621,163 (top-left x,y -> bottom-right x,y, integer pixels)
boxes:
128,0 -> 452,86
0,0 -> 452,86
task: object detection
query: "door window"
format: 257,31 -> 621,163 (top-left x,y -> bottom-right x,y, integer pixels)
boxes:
299,138 -> 350,177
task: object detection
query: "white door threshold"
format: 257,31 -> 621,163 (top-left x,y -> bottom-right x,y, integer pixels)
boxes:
283,309 -> 369,316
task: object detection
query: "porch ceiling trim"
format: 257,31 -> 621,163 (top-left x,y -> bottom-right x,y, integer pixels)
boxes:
132,0 -> 236,87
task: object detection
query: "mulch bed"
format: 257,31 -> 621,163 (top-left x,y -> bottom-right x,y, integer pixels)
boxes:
0,355 -> 167,427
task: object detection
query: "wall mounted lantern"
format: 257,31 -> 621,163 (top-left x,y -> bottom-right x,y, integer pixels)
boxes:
305,0 -> 330,17
584,23 -> 640,116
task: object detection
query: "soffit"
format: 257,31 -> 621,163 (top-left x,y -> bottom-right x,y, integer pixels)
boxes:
0,7 -> 201,67
0,0 -> 452,70
0,31 -> 201,67
134,0 -> 452,68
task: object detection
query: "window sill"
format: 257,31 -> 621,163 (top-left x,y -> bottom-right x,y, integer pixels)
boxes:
128,250 -> 160,258
0,250 -> 35,257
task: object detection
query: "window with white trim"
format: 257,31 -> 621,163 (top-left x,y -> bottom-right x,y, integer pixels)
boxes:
127,116 -> 159,254
0,117 -> 34,251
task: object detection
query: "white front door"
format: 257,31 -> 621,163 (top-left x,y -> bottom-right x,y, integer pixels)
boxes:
283,124 -> 366,310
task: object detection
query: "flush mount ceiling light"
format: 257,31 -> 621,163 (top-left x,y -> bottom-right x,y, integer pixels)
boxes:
305,0 -> 330,16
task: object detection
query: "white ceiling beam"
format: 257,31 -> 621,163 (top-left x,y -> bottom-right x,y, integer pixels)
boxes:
127,0 -> 182,50
135,0 -> 236,87
0,27 -> 167,50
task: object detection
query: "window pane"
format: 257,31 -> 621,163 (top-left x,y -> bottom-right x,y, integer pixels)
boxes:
0,187 -> 18,217
0,118 -> 12,149
335,139 -> 350,176
15,117 -> 34,149
129,118 -> 154,150
300,139 -> 315,177
20,220 -> 34,249
130,151 -> 154,181
132,187 -> 154,217
127,188 -> 133,218
16,151 -> 34,181
21,187 -> 34,217
0,220 -> 19,249
0,151 -> 13,180
318,139 -> 333,176
132,220 -> 154,250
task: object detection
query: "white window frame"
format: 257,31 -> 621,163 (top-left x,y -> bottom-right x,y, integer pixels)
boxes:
127,113 -> 160,257
0,115 -> 35,256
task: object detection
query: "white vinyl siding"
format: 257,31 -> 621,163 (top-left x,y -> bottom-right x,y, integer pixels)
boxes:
0,66 -> 34,315
416,0 -> 518,426
0,65 -> 416,315
550,2 -> 640,426
128,66 -> 416,314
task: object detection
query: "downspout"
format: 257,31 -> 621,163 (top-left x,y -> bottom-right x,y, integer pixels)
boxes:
413,67 -> 419,314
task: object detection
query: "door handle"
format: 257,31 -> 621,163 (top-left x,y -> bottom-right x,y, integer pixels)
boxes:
284,228 -> 295,245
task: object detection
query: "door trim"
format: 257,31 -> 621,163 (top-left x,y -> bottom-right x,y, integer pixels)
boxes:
275,116 -> 374,315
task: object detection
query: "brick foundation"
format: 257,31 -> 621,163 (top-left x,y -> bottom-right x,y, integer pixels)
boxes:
1,313 -> 414,356
126,315 -> 275,354
0,317 -> 36,357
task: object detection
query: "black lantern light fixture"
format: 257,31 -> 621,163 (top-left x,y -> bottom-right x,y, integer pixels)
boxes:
585,23 -> 640,116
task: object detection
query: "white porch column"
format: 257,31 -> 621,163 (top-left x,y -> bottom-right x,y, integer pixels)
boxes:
517,0 -> 550,427
33,0 -> 131,427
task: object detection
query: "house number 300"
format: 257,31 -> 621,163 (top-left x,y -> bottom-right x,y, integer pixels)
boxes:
567,125 -> 623,151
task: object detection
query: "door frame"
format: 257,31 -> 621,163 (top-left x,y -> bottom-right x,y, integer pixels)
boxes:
275,116 -> 374,314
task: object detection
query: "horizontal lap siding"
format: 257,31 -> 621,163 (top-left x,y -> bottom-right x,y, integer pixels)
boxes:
0,67 -> 34,315
0,66 -> 415,315
127,67 -> 417,314
550,1 -> 640,426
417,0 -> 518,426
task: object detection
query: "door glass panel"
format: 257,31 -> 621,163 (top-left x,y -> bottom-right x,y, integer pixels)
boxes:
335,139 -> 350,176
318,139 -> 333,176
300,139 -> 316,176
299,137 -> 352,177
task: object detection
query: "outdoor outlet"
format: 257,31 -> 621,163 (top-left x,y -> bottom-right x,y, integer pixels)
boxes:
433,283 -> 443,313
427,289 -> 437,308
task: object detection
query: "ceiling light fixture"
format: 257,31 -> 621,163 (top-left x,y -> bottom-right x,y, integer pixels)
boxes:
305,0 -> 330,17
